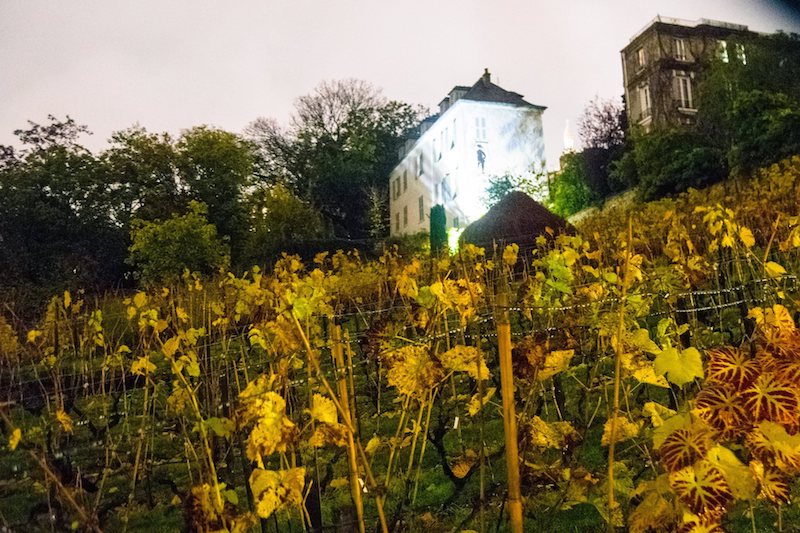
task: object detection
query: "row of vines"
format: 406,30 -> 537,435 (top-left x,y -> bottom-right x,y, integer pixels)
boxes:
2,157 -> 800,532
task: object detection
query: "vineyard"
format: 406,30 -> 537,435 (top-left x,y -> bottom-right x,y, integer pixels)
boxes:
3,156 -> 800,532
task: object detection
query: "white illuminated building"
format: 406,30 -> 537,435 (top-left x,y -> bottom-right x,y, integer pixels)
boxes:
388,69 -> 546,237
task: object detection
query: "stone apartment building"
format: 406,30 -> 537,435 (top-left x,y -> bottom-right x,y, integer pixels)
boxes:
621,16 -> 753,131
388,69 -> 546,237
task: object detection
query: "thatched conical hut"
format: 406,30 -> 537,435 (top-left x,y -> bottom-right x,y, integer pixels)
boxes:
459,191 -> 571,252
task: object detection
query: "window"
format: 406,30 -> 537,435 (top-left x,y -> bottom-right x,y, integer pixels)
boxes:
453,216 -> 459,228
418,153 -> 423,176
403,206 -> 408,227
718,40 -> 729,63
403,171 -> 407,192
735,43 -> 747,65
639,84 -> 651,119
676,72 -> 693,109
475,117 -> 487,141
395,212 -> 400,233
451,120 -> 456,148
418,195 -> 424,222
439,131 -> 444,160
394,177 -> 401,199
674,38 -> 687,61
434,183 -> 440,203
636,47 -> 647,69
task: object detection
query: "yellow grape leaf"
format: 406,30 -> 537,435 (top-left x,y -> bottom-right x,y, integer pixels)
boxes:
539,349 -> 574,381
162,336 -> 180,359
628,490 -> 678,533
439,345 -> 490,381
706,445 -> 756,500
721,234 -> 735,249
503,243 -> 519,267
765,261 -> 787,278
629,329 -> 661,355
309,394 -> 338,425
131,356 -> 156,376
309,423 -> 348,447
642,402 -> 676,428
529,415 -> 578,449
654,347 -> 703,387
133,292 -> 147,309
601,416 -> 641,446
467,387 -> 496,416
63,290 -> 71,310
56,409 -> 74,433
204,417 -> 235,439
8,428 -> 21,450
748,304 -> 795,341
629,358 -> 670,388
739,226 -> 755,248
26,329 -> 43,343
176,307 -> 189,323
329,477 -> 349,490
126,306 -> 137,320
250,467 -> 306,519
365,435 -> 381,455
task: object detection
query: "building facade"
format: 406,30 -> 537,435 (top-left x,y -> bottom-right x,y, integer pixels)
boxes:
621,16 -> 752,131
388,69 -> 546,237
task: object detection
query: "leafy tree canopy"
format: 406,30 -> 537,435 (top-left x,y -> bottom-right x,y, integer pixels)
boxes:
247,79 -> 424,239
128,200 -> 230,285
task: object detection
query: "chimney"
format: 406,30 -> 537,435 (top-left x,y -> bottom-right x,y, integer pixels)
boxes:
482,68 -> 491,84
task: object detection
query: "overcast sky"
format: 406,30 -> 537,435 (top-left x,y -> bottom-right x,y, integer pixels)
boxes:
1,0 -> 799,170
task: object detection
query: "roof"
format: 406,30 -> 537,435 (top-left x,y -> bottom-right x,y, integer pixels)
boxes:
460,191 -> 571,250
626,15 -> 750,46
457,70 -> 546,110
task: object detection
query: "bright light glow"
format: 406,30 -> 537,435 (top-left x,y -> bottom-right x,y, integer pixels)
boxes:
563,119 -> 575,152
448,227 -> 464,251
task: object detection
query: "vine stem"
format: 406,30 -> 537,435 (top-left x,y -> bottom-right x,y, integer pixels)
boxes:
607,215 -> 633,532
291,312 -> 389,533
330,324 -> 365,533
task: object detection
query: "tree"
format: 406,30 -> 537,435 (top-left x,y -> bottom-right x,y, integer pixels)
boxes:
247,80 -> 423,239
549,152 -> 596,217
176,127 -> 255,263
101,126 -> 184,226
577,97 -> 626,150
696,31 -> 800,169
127,201 -> 229,285
0,116 -> 126,312
482,172 -> 548,209
244,184 -> 330,264
575,97 -> 628,198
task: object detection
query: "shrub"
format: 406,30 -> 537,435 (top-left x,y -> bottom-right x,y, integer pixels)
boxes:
727,90 -> 800,175
127,201 -> 230,285
550,151 -> 596,217
633,130 -> 726,201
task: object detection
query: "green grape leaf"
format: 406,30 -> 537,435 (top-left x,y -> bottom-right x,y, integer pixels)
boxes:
654,347 -> 703,386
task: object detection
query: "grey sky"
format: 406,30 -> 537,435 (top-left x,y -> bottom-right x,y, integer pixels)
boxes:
1,0 -> 798,170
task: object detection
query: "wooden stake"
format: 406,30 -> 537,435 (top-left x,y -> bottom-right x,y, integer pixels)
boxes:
496,289 -> 524,533
331,324 -> 366,533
